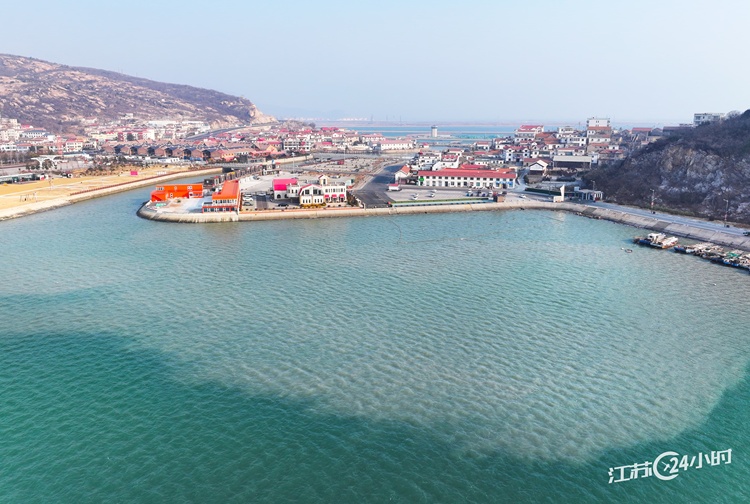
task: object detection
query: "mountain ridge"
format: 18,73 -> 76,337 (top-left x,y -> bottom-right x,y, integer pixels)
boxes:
0,54 -> 275,132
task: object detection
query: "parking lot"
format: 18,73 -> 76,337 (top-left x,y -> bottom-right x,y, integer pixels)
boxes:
386,186 -> 499,202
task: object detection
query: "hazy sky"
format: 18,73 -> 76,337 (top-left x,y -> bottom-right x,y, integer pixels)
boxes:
2,0 -> 748,124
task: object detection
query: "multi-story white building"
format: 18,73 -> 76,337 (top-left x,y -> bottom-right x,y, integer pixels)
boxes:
587,134 -> 611,144
560,136 -> 587,147
556,126 -> 576,137
492,137 -> 511,150
20,129 -> 50,140
587,117 -> 610,128
514,125 -> 544,144
694,113 -> 724,126
282,137 -> 300,152
586,117 -> 612,146
64,139 -> 84,152
417,168 -> 516,189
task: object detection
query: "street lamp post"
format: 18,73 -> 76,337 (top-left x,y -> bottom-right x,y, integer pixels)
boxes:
651,189 -> 655,214
724,198 -> 729,227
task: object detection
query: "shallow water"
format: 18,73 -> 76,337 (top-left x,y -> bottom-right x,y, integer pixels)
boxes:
1,187 -> 749,502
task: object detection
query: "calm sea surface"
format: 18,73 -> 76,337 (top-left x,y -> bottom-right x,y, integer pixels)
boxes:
320,124 -> 517,139
2,186 -> 750,503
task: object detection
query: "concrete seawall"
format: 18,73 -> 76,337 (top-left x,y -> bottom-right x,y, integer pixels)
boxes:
137,199 -> 750,251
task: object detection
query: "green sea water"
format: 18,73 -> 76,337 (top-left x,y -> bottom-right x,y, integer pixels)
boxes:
1,186 -> 750,503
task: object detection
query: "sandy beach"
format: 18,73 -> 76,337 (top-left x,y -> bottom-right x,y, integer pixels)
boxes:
0,165 -> 221,221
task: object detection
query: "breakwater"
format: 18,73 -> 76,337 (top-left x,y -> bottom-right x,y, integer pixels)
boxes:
137,199 -> 750,251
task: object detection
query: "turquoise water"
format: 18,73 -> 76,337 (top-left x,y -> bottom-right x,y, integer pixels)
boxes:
2,188 -> 750,503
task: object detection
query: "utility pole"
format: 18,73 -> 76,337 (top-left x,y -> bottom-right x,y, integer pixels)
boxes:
724,198 -> 729,227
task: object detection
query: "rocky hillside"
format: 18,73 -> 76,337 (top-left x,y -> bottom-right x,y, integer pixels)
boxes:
587,110 -> 750,224
0,54 -> 275,132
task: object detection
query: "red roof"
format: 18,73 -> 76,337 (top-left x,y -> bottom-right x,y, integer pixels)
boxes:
273,178 -> 298,191
418,169 -> 516,179
212,179 -> 239,201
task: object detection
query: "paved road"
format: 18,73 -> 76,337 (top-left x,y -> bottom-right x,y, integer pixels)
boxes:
352,164 -> 402,208
587,200 -> 749,236
335,157 -> 749,236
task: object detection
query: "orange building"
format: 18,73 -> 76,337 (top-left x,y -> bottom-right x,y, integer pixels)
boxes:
150,183 -> 204,202
202,179 -> 240,213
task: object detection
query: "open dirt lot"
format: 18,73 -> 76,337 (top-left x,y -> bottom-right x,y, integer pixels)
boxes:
0,166 -> 198,212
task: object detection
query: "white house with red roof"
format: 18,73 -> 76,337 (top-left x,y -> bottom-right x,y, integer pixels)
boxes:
417,168 -> 516,189
408,151 -> 441,170
394,164 -> 413,182
430,153 -> 461,171
272,177 -> 298,200
374,138 -> 416,152
361,134 -> 386,146
556,146 -> 587,156
527,159 -> 549,176
492,137 -> 511,150
514,125 -> 544,144
586,117 -> 612,146
289,175 -> 349,207
586,126 -> 611,144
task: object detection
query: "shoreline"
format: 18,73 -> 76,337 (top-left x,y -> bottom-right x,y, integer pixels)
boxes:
4,167 -> 749,252
0,167 -> 221,222
137,199 -> 750,251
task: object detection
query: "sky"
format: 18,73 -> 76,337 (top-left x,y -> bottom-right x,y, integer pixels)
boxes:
1,0 -> 749,125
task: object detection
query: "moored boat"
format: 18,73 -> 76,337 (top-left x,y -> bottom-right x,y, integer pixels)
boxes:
658,236 -> 679,249
685,243 -> 712,255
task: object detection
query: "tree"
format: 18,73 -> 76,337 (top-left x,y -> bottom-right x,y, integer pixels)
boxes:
126,133 -> 135,142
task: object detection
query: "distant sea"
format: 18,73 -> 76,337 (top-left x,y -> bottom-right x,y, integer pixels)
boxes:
317,121 -> 665,139
1,184 -> 749,503
320,124 -> 517,140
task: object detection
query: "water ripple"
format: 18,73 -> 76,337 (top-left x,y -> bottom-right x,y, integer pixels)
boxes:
3,199 -> 750,501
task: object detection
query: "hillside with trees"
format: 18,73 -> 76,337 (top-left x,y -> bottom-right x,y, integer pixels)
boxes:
586,110 -> 750,224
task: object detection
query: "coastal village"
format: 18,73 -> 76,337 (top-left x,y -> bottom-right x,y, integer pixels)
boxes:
0,111 -> 699,200
0,112 -> 726,178
2,110 -> 750,261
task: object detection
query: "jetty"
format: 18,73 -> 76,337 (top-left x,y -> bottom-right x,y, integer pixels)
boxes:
137,198 -> 750,252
